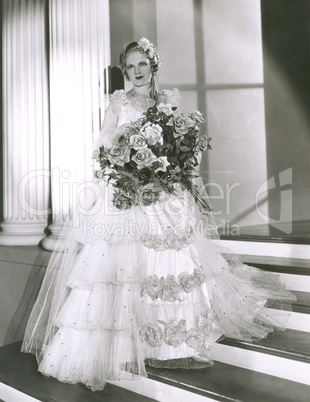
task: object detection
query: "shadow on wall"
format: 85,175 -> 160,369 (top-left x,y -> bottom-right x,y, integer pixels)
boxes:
103,66 -> 124,94
3,250 -> 51,345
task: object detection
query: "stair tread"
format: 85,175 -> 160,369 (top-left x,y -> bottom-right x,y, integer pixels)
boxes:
0,342 -> 156,402
267,290 -> 310,314
236,255 -> 310,270
220,329 -> 310,362
147,360 -> 310,402
294,291 -> 310,307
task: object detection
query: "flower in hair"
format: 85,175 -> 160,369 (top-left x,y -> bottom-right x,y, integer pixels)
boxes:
137,37 -> 160,67
138,37 -> 153,52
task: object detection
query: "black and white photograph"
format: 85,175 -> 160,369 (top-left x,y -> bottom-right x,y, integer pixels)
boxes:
0,1 -> 309,401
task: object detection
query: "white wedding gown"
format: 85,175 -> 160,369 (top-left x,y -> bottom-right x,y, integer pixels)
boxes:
21,89 -> 295,391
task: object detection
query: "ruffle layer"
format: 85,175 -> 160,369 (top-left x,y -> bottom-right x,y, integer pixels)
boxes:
39,327 -> 145,391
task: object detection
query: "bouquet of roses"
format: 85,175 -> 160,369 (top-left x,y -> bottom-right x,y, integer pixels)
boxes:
96,102 -> 212,213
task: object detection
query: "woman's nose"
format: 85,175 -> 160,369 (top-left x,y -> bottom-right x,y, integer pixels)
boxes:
135,66 -> 140,75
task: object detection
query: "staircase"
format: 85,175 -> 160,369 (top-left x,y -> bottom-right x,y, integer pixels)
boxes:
0,250 -> 309,401
108,253 -> 310,401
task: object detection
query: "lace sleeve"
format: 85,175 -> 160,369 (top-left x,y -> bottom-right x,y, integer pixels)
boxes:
92,89 -> 127,156
93,127 -> 116,155
108,89 -> 127,116
158,88 -> 180,107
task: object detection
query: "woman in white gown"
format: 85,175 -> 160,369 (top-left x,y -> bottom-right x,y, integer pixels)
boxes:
21,38 -> 295,392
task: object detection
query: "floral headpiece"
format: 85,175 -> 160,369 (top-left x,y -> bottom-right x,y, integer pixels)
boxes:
137,37 -> 160,68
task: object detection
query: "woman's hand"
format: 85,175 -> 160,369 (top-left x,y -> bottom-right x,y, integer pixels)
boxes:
112,123 -> 133,145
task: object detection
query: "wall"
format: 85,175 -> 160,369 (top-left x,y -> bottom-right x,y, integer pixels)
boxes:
110,0 -> 269,232
261,0 -> 310,224
109,0 -> 310,234
0,247 -> 50,347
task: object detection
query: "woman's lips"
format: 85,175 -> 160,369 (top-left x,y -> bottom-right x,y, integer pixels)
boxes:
135,76 -> 143,80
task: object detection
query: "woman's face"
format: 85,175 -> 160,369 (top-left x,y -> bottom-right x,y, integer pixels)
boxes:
125,51 -> 152,88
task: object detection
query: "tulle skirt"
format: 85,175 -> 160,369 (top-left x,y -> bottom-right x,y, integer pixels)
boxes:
21,183 -> 296,391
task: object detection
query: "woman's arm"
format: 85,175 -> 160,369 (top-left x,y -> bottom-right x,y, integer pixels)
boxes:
101,103 -> 118,131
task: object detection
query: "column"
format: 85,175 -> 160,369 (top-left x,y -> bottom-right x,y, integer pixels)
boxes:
41,0 -> 110,250
0,0 -> 50,246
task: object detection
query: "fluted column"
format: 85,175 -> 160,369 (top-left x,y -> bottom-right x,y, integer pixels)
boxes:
0,0 -> 49,246
41,0 -> 110,250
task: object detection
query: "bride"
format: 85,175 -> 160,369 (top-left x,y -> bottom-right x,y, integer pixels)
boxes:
21,38 -> 295,392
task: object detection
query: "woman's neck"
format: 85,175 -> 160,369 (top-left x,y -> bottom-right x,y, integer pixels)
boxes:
132,83 -> 151,98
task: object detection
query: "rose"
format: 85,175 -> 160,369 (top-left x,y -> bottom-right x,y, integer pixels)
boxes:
113,192 -> 135,210
161,275 -> 182,302
106,146 -> 124,165
153,156 -> 170,173
157,102 -> 173,116
139,184 -> 164,206
189,110 -> 204,123
160,319 -> 188,347
120,186 -> 137,201
146,106 -> 162,121
129,134 -> 147,150
113,123 -> 136,144
131,148 -> 157,169
174,115 -> 188,136
197,136 -> 211,152
106,145 -> 131,166
142,123 -> 163,146
139,323 -> 163,347
136,168 -> 152,183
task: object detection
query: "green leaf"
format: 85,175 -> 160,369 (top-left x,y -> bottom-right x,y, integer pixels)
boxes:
180,145 -> 191,152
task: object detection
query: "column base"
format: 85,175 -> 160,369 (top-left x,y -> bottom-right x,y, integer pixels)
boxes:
0,222 -> 46,246
41,221 -> 70,251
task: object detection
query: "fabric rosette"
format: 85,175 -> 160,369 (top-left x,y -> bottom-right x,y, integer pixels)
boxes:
178,268 -> 205,293
197,310 -> 218,334
141,275 -> 164,300
185,329 -> 211,353
159,319 -> 188,348
139,323 -> 163,348
160,275 -> 183,302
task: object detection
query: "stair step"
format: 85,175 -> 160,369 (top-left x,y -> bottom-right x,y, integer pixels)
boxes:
267,290 -> 310,314
245,262 -> 310,276
0,342 -> 156,402
220,329 -> 310,363
146,361 -> 310,402
1,340 -> 309,402
213,329 -> 310,385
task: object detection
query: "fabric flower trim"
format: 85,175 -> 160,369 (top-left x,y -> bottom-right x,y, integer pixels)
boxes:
139,312 -> 218,354
140,268 -> 205,302
139,323 -> 163,347
141,224 -> 196,252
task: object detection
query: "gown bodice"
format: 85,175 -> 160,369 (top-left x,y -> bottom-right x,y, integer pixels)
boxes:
111,88 -> 180,127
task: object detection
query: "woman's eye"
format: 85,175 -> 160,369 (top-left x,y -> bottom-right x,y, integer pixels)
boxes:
127,65 -> 133,70
139,62 -> 147,67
